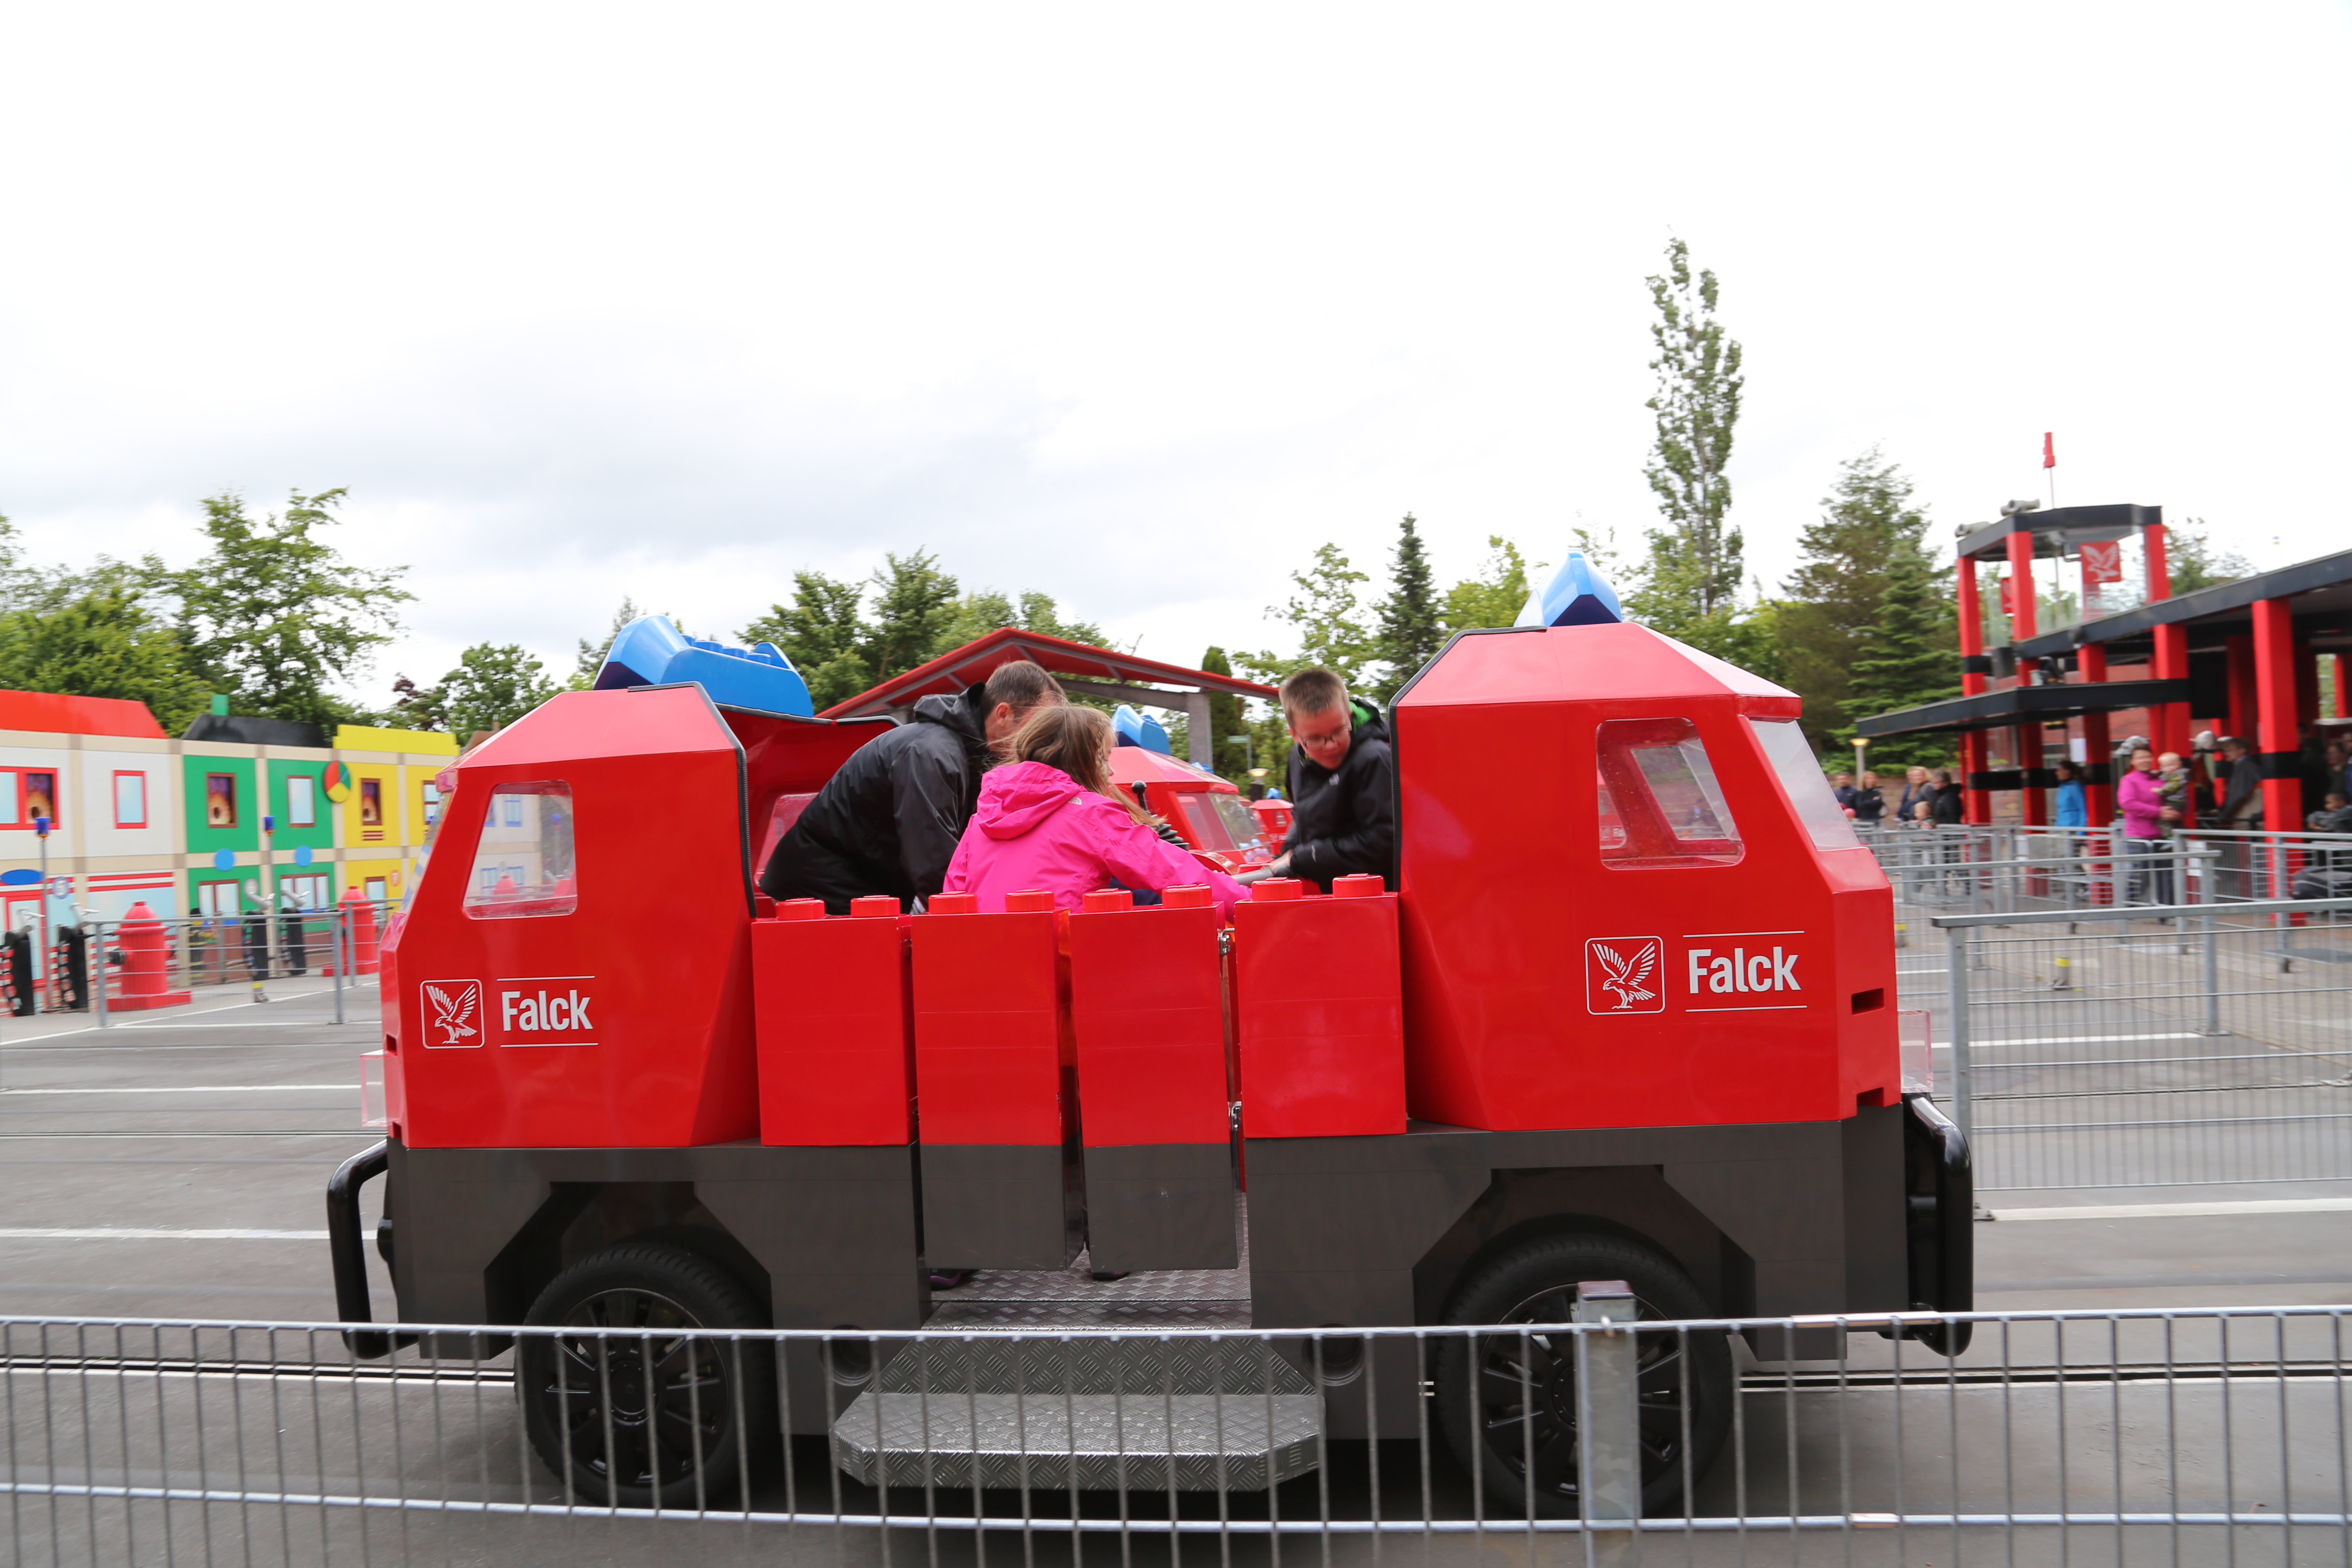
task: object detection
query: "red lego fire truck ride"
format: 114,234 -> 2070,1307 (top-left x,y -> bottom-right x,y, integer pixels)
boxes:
326,559 -> 1971,1515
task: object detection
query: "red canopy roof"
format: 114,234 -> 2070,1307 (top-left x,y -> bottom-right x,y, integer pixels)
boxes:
0,691 -> 167,740
821,628 -> 1275,719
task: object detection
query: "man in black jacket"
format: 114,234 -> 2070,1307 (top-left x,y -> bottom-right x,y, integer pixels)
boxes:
1243,667 -> 1396,892
759,660 -> 1065,913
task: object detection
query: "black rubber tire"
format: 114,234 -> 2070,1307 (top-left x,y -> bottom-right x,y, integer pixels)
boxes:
1434,1232 -> 1733,1518
518,1241 -> 775,1509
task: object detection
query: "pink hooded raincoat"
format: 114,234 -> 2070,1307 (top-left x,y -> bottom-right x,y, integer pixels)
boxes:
943,762 -> 1252,917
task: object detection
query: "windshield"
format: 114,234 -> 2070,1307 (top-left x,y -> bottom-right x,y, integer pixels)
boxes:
1207,792 -> 1266,855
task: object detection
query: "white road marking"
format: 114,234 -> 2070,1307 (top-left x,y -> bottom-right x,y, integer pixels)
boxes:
0,1227 -> 331,1240
1991,1198 -> 2352,1222
0,1085 -> 353,1094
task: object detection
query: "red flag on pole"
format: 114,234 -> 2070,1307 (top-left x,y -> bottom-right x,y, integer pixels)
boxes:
2043,432 -> 2056,469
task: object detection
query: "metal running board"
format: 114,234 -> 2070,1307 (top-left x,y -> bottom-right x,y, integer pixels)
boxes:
830,1334 -> 1320,1492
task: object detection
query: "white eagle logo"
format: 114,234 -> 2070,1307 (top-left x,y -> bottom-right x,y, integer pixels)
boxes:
1592,941 -> 1658,1010
422,982 -> 480,1046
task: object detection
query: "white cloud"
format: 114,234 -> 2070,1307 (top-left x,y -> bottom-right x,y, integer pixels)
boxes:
0,1 -> 2344,699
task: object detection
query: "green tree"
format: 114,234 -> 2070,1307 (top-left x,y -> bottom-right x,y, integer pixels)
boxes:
569,597 -> 644,690
1440,536 -> 1541,634
0,562 -> 208,735
1237,542 -> 1377,692
1200,646 -> 1250,781
935,586 -> 1107,654
741,573 -> 870,708
1778,450 -> 1932,750
1370,513 -> 1442,701
171,489 -> 412,727
1842,537 -> 1959,769
858,549 -> 960,683
1632,238 -> 1746,627
411,643 -> 559,739
2164,518 -> 2254,594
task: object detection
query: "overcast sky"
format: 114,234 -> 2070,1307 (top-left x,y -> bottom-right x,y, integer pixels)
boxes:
2,2 -> 2346,705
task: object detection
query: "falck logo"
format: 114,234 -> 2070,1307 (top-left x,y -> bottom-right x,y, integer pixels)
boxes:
1585,937 -> 1664,1015
420,980 -> 483,1047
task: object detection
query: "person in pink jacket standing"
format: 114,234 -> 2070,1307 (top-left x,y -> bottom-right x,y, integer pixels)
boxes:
2115,744 -> 2174,905
943,705 -> 1253,918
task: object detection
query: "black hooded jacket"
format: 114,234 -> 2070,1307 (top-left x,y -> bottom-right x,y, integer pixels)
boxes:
759,686 -> 992,914
1284,703 -> 1399,892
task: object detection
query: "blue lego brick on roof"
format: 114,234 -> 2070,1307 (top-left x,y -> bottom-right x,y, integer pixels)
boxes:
594,615 -> 815,717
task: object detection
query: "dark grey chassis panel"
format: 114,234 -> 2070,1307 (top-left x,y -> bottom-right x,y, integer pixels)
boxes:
1245,1109 -> 1909,1435
385,1139 -> 928,1337
1083,1141 -> 1238,1272
919,1143 -> 1078,1270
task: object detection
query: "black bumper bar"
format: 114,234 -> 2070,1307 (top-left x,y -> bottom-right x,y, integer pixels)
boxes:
325,1140 -> 412,1359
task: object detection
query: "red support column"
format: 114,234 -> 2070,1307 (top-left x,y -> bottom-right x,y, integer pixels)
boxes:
2079,643 -> 2114,824
2252,598 -> 2302,888
2006,529 -> 2042,826
2143,519 -> 2191,759
1956,552 -> 1992,824
2333,653 -> 2348,720
2226,634 -> 2257,741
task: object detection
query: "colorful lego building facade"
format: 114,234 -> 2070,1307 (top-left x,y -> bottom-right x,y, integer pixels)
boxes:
0,691 -> 456,937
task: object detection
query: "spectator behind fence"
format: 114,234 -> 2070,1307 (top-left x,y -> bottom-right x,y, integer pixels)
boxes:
2116,744 -> 2174,905
1895,765 -> 1934,824
1831,772 -> 1857,815
1929,769 -> 1963,827
761,659 -> 1066,914
1239,667 -> 1396,892
2052,760 -> 2087,829
1850,770 -> 1886,827
2217,735 -> 2263,829
942,704 -> 1251,917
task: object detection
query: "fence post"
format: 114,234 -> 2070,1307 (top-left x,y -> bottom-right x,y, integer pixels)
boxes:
2199,855 -> 2223,1038
1946,923 -> 1972,1146
1574,1280 -> 1639,1565
333,907 -> 346,1027
91,921 -> 108,1030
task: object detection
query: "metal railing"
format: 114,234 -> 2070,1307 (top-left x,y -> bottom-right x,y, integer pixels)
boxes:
2,904 -> 389,1029
1871,824 -> 2352,915
7,1305 -> 2352,1561
1918,896 -> 2352,1192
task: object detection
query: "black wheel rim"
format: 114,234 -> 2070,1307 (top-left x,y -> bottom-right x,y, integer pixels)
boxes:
1468,1287 -> 1691,1503
537,1287 -> 732,1494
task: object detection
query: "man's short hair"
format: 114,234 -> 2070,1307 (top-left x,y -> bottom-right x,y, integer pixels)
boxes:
1279,668 -> 1349,719
983,660 -> 1065,713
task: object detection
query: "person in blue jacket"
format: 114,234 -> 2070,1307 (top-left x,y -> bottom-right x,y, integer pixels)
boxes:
2052,760 -> 2088,830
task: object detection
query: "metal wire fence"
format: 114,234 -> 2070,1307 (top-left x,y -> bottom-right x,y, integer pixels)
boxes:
1903,896 -> 2352,1193
6,1305 -> 2351,1564
0,904 -> 390,1029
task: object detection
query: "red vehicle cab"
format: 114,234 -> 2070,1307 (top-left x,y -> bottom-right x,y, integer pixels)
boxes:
1103,735 -> 1273,873
330,602 -> 1969,1518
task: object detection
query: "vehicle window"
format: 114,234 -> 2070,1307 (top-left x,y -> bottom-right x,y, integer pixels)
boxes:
463,782 -> 577,918
1749,718 -> 1862,850
1595,718 -> 1741,867
1207,793 -> 1266,855
1173,793 -> 1234,851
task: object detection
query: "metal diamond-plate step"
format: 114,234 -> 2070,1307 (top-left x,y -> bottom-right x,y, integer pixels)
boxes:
926,1298 -> 1253,1330
830,1391 -> 1321,1492
830,1322 -> 1320,1492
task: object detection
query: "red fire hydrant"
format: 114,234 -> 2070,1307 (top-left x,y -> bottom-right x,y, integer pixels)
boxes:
111,900 -> 192,1012
333,886 -> 383,977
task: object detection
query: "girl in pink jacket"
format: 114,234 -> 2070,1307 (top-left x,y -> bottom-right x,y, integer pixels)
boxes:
943,705 -> 1252,918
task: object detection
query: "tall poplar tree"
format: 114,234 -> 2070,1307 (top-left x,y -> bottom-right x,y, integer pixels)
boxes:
1371,513 -> 1442,701
1629,239 -> 1745,633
